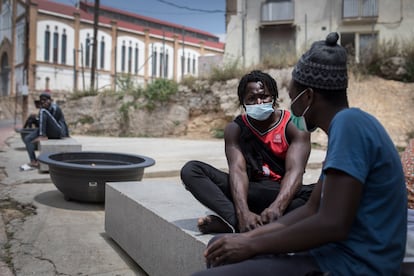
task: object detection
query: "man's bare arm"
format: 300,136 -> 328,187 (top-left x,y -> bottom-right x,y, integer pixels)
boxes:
261,120 -> 311,222
225,122 -> 262,232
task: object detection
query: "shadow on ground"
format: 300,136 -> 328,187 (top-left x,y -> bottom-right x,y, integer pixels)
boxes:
34,190 -> 104,211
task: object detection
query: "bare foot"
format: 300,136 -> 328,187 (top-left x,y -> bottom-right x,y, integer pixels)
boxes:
197,215 -> 234,234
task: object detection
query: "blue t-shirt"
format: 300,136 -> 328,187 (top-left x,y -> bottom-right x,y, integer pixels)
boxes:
310,108 -> 407,275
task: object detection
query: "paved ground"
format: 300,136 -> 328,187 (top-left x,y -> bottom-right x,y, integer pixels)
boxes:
0,120 -> 325,276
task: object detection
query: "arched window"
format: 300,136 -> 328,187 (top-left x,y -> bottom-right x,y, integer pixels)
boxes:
187,53 -> 191,74
61,29 -> 67,64
53,26 -> 59,63
152,46 -> 157,77
128,42 -> 132,73
159,48 -> 164,78
192,54 -> 196,75
44,25 -> 50,61
134,44 -> 139,74
1,53 -> 9,96
100,36 -> 105,69
121,41 -> 126,72
85,34 -> 91,67
164,49 -> 169,78
181,54 -> 185,76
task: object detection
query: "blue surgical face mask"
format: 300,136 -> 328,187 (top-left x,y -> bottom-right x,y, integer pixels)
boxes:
245,102 -> 274,121
290,89 -> 316,132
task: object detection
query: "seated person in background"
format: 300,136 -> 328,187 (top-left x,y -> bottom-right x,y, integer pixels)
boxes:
21,92 -> 69,169
181,70 -> 314,234
192,32 -> 407,276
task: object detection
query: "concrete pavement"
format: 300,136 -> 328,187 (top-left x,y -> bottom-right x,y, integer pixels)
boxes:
0,128 -> 325,275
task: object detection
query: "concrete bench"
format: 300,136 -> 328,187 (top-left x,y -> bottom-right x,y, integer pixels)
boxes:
105,179 -> 414,275
105,179 -> 213,276
38,137 -> 82,173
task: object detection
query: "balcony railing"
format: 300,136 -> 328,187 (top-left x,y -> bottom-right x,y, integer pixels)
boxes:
261,1 -> 294,24
343,0 -> 378,20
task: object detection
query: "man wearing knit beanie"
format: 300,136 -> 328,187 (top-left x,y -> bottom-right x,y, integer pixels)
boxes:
192,33 -> 407,276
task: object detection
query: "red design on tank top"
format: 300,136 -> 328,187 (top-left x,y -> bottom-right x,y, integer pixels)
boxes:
241,110 -> 290,181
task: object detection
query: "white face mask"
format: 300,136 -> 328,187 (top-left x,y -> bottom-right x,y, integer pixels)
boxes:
245,102 -> 274,121
290,89 -> 316,132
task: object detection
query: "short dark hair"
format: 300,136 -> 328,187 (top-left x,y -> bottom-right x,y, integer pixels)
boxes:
237,70 -> 278,107
39,92 -> 51,100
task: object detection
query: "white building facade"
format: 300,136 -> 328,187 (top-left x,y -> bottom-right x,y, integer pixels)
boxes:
225,0 -> 414,67
0,0 -> 224,97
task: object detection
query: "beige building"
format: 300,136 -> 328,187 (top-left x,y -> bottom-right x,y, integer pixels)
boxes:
0,0 -> 224,97
225,0 -> 413,67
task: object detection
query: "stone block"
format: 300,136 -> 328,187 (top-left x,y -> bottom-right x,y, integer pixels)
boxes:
38,137 -> 82,173
105,179 -> 213,276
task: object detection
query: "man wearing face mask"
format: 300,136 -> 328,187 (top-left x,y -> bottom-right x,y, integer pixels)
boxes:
181,70 -> 314,234
192,33 -> 406,276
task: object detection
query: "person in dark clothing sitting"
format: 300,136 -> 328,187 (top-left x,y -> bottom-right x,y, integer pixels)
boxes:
180,70 -> 314,234
21,92 -> 69,169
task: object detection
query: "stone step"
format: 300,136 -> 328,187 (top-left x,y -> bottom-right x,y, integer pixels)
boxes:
104,178 -> 414,276
105,178 -> 213,276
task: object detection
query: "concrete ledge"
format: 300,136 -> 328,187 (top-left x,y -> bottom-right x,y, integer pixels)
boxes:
38,137 -> 82,172
105,179 -> 213,276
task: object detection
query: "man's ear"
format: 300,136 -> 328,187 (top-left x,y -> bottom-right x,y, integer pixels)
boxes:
305,88 -> 314,102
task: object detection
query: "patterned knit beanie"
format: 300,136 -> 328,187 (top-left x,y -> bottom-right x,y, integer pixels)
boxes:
292,32 -> 348,90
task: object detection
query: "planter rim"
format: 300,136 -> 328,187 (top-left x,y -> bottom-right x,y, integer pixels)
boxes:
38,151 -> 155,171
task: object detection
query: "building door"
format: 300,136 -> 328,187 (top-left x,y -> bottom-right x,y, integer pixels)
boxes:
259,25 -> 295,64
1,53 -> 10,96
340,32 -> 377,63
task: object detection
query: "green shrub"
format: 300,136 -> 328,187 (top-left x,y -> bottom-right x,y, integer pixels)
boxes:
208,60 -> 246,83
77,115 -> 94,124
143,79 -> 178,110
212,128 -> 225,139
116,73 -> 137,93
69,89 -> 98,100
401,40 -> 414,82
180,75 -> 197,87
360,39 -> 399,76
353,38 -> 414,82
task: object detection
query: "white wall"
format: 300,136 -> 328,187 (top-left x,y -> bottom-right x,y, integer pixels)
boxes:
16,1 -> 25,17
0,0 -> 12,44
15,19 -> 25,65
224,0 -> 247,66
14,66 -> 24,93
35,65 -> 74,91
225,0 -> 414,66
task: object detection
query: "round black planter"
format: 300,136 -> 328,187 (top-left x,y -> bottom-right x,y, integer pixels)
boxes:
38,151 -> 155,203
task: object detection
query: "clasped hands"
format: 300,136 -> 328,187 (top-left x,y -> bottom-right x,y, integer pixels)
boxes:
238,207 -> 281,232
204,207 -> 281,267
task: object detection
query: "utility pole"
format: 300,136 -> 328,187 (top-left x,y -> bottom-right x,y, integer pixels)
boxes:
90,0 -> 99,91
181,27 -> 185,78
241,0 -> 246,68
22,0 -> 30,124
